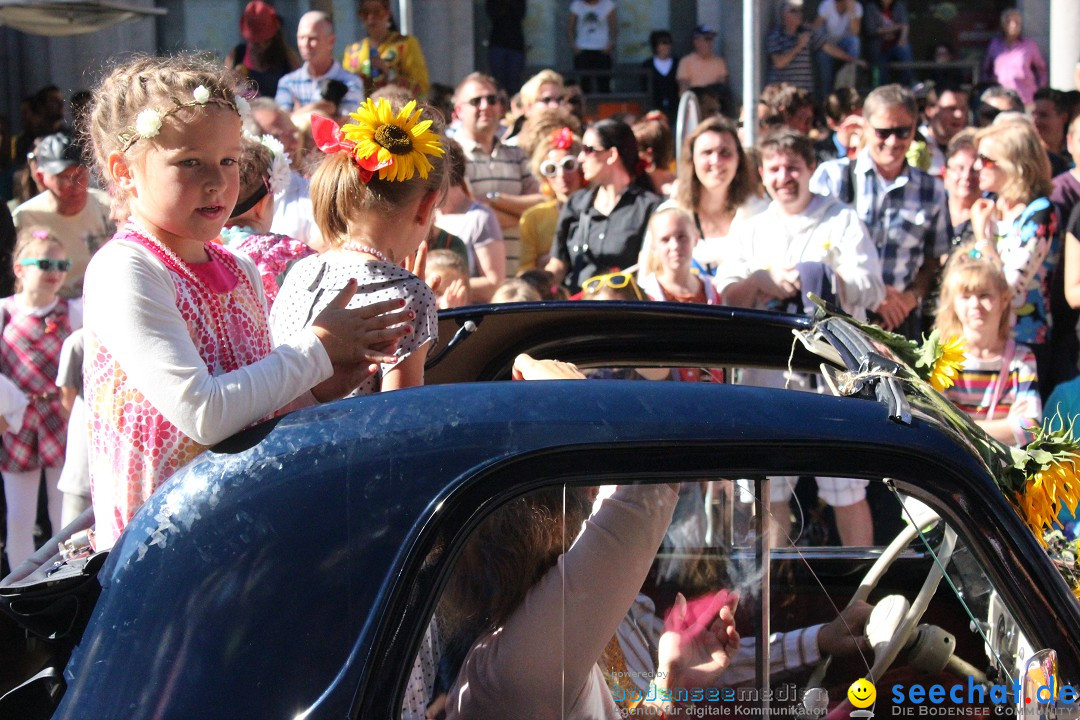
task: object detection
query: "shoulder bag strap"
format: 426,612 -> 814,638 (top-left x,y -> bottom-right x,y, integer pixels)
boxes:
984,339 -> 1015,421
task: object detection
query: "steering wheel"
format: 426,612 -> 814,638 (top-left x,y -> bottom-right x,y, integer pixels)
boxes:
805,501 -> 958,691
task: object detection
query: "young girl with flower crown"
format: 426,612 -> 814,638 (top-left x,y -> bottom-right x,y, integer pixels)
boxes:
935,245 -> 1042,447
84,56 -> 414,548
270,97 -> 446,392
220,133 -> 312,309
1,228 -> 79,568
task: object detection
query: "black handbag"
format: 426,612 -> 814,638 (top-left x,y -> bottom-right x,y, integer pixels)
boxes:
0,508 -> 105,642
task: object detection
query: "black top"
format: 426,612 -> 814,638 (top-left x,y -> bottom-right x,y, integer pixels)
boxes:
485,0 -> 527,52
554,184 -> 663,292
641,56 -> 680,120
0,203 -> 13,297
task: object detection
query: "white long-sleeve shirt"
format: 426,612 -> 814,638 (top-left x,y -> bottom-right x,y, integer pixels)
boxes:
716,193 -> 886,317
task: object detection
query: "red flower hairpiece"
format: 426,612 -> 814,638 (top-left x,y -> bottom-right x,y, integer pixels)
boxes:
310,114 -> 391,183
549,127 -> 575,151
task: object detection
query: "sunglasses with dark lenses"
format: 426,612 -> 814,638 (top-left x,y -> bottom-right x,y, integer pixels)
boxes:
537,95 -> 563,106
872,125 -> 914,140
581,272 -> 644,299
580,143 -> 608,155
540,156 -> 580,177
466,93 -> 499,108
976,153 -> 998,169
20,258 -> 71,272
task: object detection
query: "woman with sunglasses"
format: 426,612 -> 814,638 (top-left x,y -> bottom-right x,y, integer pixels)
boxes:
673,117 -> 767,276
970,117 -> 1058,395
519,128 -> 584,273
546,119 -> 662,293
0,228 -> 80,569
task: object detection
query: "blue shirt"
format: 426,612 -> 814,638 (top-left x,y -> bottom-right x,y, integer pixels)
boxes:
274,61 -> 365,112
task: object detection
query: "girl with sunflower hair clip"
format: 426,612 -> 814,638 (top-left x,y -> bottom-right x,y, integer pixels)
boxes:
270,97 -> 447,393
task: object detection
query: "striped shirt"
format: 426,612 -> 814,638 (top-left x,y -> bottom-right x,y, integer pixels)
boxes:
765,27 -> 815,93
274,61 -> 365,112
810,150 -> 950,292
944,344 -> 1041,447
456,134 -> 540,276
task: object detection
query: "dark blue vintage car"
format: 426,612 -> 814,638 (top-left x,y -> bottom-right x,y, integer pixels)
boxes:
2,303 -> 1079,719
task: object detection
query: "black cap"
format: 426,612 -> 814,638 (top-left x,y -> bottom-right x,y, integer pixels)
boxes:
33,133 -> 80,176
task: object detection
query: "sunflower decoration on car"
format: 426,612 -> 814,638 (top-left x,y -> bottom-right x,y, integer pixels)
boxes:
310,97 -> 444,183
809,297 -> 1080,589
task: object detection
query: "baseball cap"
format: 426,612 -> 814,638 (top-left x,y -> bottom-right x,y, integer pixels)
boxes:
241,1 -> 281,44
692,24 -> 717,38
33,133 -> 80,176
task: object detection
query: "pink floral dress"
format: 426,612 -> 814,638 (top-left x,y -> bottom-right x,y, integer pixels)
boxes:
85,224 -> 274,543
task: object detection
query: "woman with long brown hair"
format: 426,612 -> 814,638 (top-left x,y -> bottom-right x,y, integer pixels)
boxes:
673,117 -> 767,276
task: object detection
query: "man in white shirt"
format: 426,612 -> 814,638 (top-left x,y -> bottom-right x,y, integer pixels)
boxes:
13,133 -> 113,297
245,98 -> 322,251
719,129 -> 884,547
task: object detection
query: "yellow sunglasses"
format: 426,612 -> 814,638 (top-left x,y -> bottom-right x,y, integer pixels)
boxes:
580,272 -> 644,300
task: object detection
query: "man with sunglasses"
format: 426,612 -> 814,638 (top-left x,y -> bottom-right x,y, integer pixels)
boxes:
452,72 -> 544,277
811,84 -> 949,339
12,133 -> 113,298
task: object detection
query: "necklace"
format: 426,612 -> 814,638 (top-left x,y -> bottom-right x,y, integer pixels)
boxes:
340,241 -> 393,264
125,219 -> 262,372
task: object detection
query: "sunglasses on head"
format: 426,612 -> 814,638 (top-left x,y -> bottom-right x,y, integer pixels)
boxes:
466,93 -> 499,109
581,272 -> 644,300
540,156 -> 580,177
872,125 -> 913,140
20,258 -> 71,272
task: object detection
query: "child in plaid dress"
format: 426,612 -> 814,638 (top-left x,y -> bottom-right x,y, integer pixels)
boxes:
1,230 -> 80,568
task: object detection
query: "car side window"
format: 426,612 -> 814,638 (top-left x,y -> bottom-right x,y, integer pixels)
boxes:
395,467 -> 1070,719
398,476 -> 882,719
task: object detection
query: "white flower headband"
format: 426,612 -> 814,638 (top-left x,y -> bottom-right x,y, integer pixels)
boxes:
255,133 -> 292,198
118,85 -> 251,152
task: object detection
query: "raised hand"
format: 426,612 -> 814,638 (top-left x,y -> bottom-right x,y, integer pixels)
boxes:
657,590 -> 741,690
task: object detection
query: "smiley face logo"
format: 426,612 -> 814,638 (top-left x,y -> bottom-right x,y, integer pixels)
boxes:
848,678 -> 876,708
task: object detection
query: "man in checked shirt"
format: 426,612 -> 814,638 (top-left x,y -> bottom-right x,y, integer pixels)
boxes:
811,84 -> 950,339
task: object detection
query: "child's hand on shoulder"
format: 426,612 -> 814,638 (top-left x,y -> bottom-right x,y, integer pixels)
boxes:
310,280 -> 414,366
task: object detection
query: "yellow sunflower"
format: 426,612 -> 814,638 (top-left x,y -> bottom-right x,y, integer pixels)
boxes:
1018,460 -> 1080,540
342,98 -> 444,182
929,335 -> 965,392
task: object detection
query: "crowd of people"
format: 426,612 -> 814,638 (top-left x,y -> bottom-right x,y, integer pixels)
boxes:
0,1 -> 1078,717
0,0 -> 1075,560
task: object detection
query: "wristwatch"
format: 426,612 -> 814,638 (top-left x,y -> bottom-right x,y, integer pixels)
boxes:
485,191 -> 501,203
